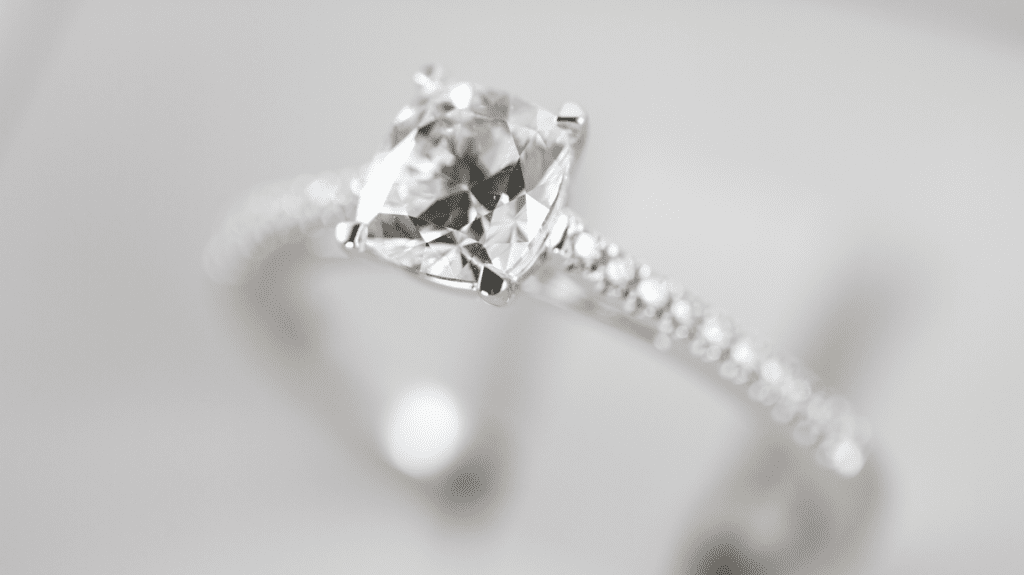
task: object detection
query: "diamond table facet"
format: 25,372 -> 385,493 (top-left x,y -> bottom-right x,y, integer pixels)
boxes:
355,82 -> 580,287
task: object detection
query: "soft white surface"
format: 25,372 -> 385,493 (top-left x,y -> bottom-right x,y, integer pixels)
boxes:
1,1 -> 1023,573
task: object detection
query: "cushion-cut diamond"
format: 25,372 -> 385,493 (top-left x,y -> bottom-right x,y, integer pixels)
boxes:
355,81 -> 579,287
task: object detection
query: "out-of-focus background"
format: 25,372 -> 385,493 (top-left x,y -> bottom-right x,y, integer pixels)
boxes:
2,1 -> 1023,573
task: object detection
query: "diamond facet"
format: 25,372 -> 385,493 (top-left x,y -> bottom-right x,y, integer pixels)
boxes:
354,81 -> 580,287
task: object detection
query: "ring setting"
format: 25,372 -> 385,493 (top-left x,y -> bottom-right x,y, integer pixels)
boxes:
205,66 -> 871,478
338,66 -> 585,306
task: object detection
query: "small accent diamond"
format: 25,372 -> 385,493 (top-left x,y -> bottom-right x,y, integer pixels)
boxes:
604,257 -> 636,287
670,298 -> 700,330
573,232 -> 600,263
636,278 -> 670,309
760,357 -> 787,384
699,315 -> 734,347
818,438 -> 865,478
729,337 -> 763,371
534,218 -> 870,477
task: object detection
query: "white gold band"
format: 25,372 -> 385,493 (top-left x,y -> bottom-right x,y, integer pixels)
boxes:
529,213 -> 871,478
202,170 -> 357,286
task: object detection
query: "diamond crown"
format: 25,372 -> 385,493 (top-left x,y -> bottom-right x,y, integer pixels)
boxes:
354,79 -> 581,289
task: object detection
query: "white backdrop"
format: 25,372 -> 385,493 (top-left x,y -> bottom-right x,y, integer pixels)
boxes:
1,1 -> 1023,573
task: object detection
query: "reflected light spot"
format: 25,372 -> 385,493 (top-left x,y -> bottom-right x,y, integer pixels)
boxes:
394,105 -> 415,123
449,83 -> 472,109
385,386 -> 463,479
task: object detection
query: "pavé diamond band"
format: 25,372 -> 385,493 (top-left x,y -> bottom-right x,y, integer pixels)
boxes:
204,68 -> 870,479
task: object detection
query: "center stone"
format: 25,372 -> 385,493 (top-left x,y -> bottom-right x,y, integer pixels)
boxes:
354,81 -> 578,287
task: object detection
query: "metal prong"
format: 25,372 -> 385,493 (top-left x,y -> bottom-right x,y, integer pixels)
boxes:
413,64 -> 444,95
477,266 -> 517,307
545,212 -> 571,253
335,221 -> 365,251
557,101 -> 588,158
557,102 -> 586,124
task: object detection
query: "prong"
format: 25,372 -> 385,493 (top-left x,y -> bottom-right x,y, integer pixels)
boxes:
477,266 -> 517,307
557,101 -> 586,124
413,64 -> 444,95
335,221 -> 365,251
557,101 -> 588,158
545,212 -> 571,253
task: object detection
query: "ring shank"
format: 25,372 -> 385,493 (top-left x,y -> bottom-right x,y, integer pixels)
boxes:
526,213 -> 871,478
203,170 -> 357,286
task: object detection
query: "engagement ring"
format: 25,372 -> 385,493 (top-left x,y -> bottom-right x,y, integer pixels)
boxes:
205,66 -> 871,479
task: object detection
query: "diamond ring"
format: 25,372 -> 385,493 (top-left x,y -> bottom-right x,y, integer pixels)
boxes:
204,66 -> 871,479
